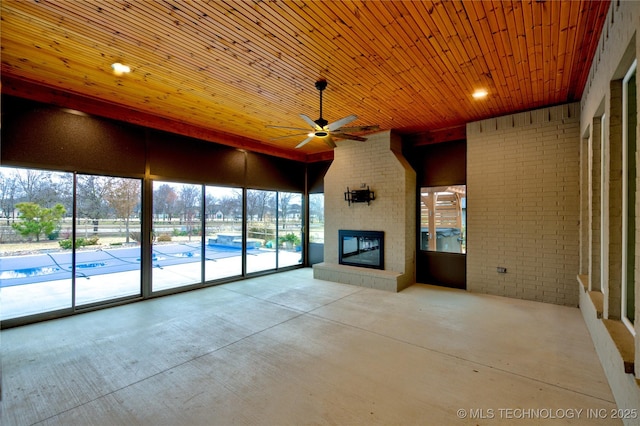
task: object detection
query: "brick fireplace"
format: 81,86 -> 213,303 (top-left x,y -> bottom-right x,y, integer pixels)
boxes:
313,130 -> 416,291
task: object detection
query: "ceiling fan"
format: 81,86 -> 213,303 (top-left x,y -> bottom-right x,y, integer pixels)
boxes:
267,79 -> 379,148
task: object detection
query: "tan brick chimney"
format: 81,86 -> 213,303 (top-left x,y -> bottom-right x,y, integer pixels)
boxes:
313,130 -> 416,291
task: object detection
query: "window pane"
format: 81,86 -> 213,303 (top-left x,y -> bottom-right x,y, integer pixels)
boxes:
309,193 -> 325,264
420,185 -> 466,253
204,186 -> 242,281
75,175 -> 142,305
0,167 -> 73,319
278,192 -> 303,268
152,181 -> 202,291
623,65 -> 636,325
246,189 -> 276,273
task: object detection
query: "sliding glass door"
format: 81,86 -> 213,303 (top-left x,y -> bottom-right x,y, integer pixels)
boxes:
75,174 -> 142,306
204,185 -> 243,281
246,189 -> 277,273
0,167 -> 73,319
152,181 -> 202,292
277,192 -> 303,268
0,168 -> 143,320
2,168 -> 305,323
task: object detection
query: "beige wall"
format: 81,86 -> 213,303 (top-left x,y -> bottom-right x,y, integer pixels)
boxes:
466,104 -> 581,307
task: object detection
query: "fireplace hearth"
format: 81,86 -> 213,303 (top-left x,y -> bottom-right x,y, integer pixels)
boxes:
338,230 -> 384,270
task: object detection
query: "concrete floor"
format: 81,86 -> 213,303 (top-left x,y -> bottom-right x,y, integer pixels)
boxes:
1,268 -> 618,425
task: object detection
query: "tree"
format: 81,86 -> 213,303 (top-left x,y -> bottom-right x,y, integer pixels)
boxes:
220,192 -> 242,220
178,185 -> 201,240
278,192 -> 295,229
205,193 -> 220,220
247,190 -> 274,221
15,169 -> 52,204
154,184 -> 178,221
77,175 -> 111,233
104,178 -> 141,243
309,194 -> 324,222
12,202 -> 66,242
1,168 -> 72,226
0,171 -> 18,226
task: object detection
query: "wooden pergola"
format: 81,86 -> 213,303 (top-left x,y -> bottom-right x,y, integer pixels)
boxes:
420,185 -> 466,251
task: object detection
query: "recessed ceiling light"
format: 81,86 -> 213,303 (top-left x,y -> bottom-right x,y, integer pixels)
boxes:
111,62 -> 131,76
472,89 -> 488,99
61,108 -> 88,117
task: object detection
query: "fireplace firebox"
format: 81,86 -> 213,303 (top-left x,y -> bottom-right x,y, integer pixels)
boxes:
338,230 -> 384,270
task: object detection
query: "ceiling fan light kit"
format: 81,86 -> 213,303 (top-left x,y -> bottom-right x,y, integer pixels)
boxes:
267,79 -> 378,149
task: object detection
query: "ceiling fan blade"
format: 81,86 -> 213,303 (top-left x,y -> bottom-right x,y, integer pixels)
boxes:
270,132 -> 311,141
332,132 -> 368,142
295,135 -> 315,149
324,135 -> 337,148
299,114 -> 318,129
336,124 -> 380,133
266,124 -> 312,132
327,114 -> 357,131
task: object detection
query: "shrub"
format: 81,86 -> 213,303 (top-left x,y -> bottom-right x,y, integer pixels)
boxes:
279,233 -> 300,246
58,239 -> 73,249
83,236 -> 100,246
58,236 -> 100,249
157,234 -> 172,242
172,227 -> 200,237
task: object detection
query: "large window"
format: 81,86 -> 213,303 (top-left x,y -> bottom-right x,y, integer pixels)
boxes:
622,60 -> 637,332
0,167 -> 143,320
601,112 -> 608,297
1,167 -> 73,319
420,185 -> 466,253
277,192 -> 303,268
244,189 -> 303,273
152,181 -> 202,292
309,193 -> 324,245
204,185 -> 243,281
75,174 -> 142,305
308,193 -> 325,265
246,189 -> 277,273
1,168 -> 305,323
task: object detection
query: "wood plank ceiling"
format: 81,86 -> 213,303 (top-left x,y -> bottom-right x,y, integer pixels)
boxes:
1,0 -> 610,162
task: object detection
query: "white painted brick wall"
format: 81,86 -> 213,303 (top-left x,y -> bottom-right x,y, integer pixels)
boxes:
467,103 -> 581,307
579,1 -> 640,404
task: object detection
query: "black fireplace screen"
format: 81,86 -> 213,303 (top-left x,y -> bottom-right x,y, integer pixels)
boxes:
338,230 -> 384,270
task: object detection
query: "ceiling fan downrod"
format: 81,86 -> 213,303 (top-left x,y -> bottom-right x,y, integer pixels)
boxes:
315,79 -> 329,129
